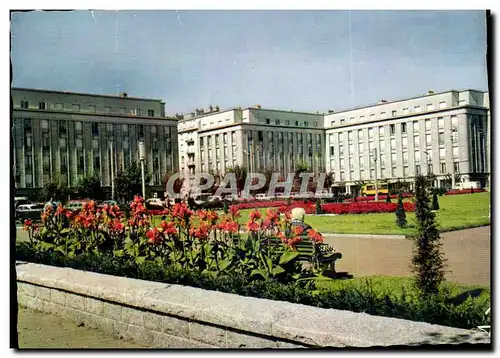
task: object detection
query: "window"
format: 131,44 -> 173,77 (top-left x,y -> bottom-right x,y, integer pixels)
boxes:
368,128 -> 374,138
330,121 -> 335,127
403,152 -> 408,164
105,106 -> 111,113
439,132 -> 445,145
92,139 -> 99,149
403,166 -> 408,177
415,165 -> 421,175
370,169 -> 375,178
453,147 -> 459,158
148,109 -> 155,116
93,156 -> 100,171
330,146 -> 335,156
390,138 -> 396,150
59,121 -> 67,135
73,104 -> 80,112
427,103 -> 434,111
452,128 -> 458,143
451,115 -> 458,127
440,163 -> 446,173
76,138 -> 83,148
136,108 -> 141,116
304,122 -> 309,127
91,122 -> 99,136
439,148 -> 445,159
392,110 -> 397,117
415,151 -> 421,164
402,137 -> 408,148
359,157 -> 364,169
276,119 -> 280,125
381,112 -> 387,119
403,108 -> 409,115
390,124 -> 395,135
454,162 -> 460,173
89,105 -> 96,113
285,120 -> 290,125
401,123 -> 407,133
438,117 -> 444,128
380,140 -> 385,152
340,159 -> 345,169
414,105 -> 421,113
61,154 -> 68,172
348,131 -> 353,142
391,153 -> 397,164
360,116 -> 365,121
379,127 -> 385,137
75,121 -> 83,131
349,144 -> 354,154
265,118 -> 270,124
439,101 -> 447,109
370,114 -> 375,121
123,139 -> 129,149
295,121 -> 299,126
426,134 -> 432,146
428,163 -> 433,174
339,145 -> 344,156
357,129 -> 363,141
413,120 -> 419,132
414,136 -> 420,148
21,100 -> 28,108
41,119 -> 49,130
425,119 -> 431,131
151,126 -> 157,135
258,131 -> 263,141
39,102 -> 46,110
138,125 -> 145,138
359,142 -> 364,153
340,118 -> 346,124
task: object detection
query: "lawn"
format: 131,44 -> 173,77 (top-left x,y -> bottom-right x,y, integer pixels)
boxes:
221,192 -> 490,236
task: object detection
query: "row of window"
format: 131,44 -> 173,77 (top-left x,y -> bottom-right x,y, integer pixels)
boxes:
260,117 -> 320,127
332,162 -> 461,182
330,101 -> 450,126
19,100 -> 155,116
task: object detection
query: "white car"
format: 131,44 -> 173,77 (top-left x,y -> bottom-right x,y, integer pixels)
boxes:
255,193 -> 271,201
207,196 -> 222,202
146,198 -> 165,208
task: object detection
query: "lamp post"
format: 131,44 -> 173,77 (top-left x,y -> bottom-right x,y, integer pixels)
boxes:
372,148 -> 379,201
109,140 -> 115,200
138,141 -> 146,199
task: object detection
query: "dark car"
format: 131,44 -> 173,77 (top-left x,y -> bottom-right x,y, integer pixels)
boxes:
16,203 -> 45,223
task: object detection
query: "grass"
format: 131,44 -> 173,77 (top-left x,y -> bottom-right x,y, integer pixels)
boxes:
224,193 -> 490,236
317,275 -> 490,303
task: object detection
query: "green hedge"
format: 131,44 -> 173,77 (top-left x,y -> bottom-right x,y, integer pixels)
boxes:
15,242 -> 489,330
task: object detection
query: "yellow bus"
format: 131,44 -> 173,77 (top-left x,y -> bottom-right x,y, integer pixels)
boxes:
360,183 -> 389,196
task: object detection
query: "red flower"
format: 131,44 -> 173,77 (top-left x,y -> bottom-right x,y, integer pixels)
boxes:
249,210 -> 261,221
172,202 -> 193,220
219,220 -> 239,234
146,228 -> 162,244
292,225 -> 304,236
307,229 -> 323,243
229,205 -> 240,218
189,222 -> 211,240
159,220 -> 177,235
23,219 -> 32,231
246,221 -> 259,232
265,209 -> 279,223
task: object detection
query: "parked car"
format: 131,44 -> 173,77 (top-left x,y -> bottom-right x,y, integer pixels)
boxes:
66,200 -> 87,213
15,196 -> 31,209
222,194 -> 239,202
16,203 -> 45,222
99,200 -> 118,208
255,193 -> 271,201
207,195 -> 222,202
145,198 -> 165,210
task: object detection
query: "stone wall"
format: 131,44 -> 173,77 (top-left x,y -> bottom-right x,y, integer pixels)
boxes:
16,262 -> 489,348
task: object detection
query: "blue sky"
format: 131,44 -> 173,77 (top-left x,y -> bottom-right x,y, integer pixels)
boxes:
10,10 -> 488,115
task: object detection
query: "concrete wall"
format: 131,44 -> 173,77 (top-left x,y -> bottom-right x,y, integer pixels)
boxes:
16,263 -> 489,348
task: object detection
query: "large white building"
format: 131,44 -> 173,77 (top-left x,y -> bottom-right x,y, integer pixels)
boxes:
178,89 -> 490,194
177,106 -> 324,191
324,89 -> 490,193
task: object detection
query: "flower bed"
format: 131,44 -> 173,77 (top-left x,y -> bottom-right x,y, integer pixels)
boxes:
345,194 -> 413,202
321,202 -> 416,215
231,200 -> 289,210
445,189 -> 486,195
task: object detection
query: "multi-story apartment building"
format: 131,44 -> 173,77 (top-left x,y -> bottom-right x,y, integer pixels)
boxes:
177,106 -> 324,191
12,88 -> 179,197
324,89 -> 490,193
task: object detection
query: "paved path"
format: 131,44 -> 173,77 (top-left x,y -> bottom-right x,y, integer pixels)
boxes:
17,306 -> 145,348
325,226 -> 490,286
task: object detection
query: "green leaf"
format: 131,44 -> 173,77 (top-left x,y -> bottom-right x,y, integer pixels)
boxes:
113,249 -> 124,257
279,251 -> 300,265
218,258 -> 232,272
60,228 -> 71,235
272,266 -> 285,275
135,256 -> 147,265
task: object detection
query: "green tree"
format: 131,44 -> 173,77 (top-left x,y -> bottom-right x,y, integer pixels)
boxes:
114,161 -> 152,203
386,193 -> 391,203
411,175 -> 446,296
40,178 -> 70,204
75,174 -> 102,200
323,171 -> 335,193
225,165 -> 248,195
395,193 -> 407,228
431,192 -> 440,210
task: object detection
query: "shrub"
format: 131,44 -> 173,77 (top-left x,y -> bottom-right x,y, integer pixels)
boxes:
15,243 -> 489,330
412,176 -> 446,296
385,194 -> 391,203
431,193 -> 440,211
445,189 -> 486,195
395,193 -> 407,228
321,202 -> 415,215
315,199 -> 323,214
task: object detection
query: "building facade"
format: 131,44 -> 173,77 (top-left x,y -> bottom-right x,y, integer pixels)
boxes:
177,106 -> 324,192
324,89 -> 490,193
12,88 -> 179,197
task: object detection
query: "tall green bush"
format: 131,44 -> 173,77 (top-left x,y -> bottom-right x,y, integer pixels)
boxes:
395,193 -> 407,228
431,193 -> 440,211
412,175 -> 446,296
